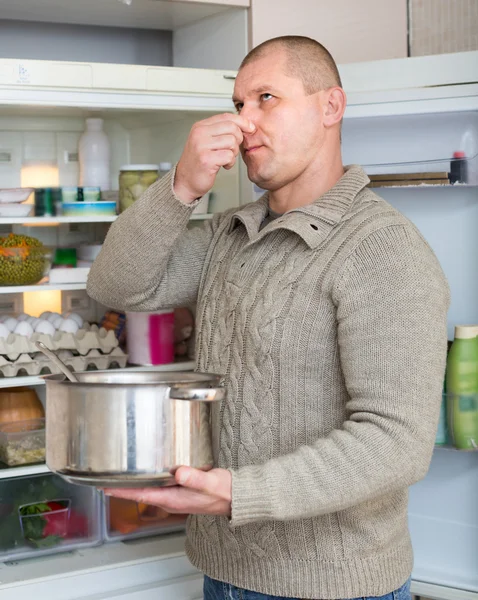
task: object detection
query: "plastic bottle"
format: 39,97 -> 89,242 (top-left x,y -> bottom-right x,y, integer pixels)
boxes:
435,380 -> 447,446
78,118 -> 110,191
445,325 -> 478,450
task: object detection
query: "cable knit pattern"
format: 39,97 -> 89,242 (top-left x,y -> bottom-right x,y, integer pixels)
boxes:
87,165 -> 450,599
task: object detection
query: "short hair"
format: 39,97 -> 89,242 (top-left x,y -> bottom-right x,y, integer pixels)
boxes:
239,35 -> 342,94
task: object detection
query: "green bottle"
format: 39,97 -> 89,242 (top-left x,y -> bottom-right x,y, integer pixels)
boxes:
446,325 -> 478,450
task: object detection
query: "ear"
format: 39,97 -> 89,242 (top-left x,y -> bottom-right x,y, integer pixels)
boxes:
322,87 -> 347,128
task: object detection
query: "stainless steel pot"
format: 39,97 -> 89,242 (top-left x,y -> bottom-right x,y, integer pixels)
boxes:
43,371 -> 225,488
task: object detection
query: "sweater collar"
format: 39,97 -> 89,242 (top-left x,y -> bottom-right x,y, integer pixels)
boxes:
227,165 -> 371,249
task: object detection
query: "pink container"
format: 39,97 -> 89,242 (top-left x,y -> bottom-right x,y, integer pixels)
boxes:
126,310 -> 174,366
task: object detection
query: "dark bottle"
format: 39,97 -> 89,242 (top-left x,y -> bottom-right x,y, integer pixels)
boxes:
449,151 -> 468,184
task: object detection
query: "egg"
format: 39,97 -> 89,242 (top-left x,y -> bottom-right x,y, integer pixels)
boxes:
16,313 -> 29,322
40,311 -> 52,319
34,320 -> 56,336
59,318 -> 80,334
0,315 -> 8,322
64,312 -> 84,328
14,321 -> 34,337
0,323 -> 11,339
26,316 -> 38,325
47,313 -> 61,324
52,316 -> 64,330
3,317 -> 18,332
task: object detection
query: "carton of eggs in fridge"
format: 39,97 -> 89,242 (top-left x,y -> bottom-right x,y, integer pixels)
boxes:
0,311 -> 118,358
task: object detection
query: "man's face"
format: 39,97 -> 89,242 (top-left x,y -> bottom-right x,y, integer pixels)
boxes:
233,50 -> 324,191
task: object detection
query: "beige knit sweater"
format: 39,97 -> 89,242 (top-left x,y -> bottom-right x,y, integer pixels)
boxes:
87,165 -> 450,599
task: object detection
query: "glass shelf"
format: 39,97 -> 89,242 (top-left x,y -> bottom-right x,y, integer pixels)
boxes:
361,152 -> 478,189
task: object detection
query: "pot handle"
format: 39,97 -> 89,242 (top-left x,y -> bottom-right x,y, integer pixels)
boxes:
168,378 -> 226,402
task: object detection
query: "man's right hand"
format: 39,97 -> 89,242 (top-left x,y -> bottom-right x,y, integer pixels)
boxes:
174,113 -> 256,204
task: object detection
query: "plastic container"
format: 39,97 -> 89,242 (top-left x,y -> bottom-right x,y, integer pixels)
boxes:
103,496 -> 186,542
119,164 -> 159,213
445,325 -> 478,450
0,204 -> 34,217
53,248 -> 77,268
0,472 -> 102,561
0,247 -> 52,286
49,268 -> 90,284
0,418 -> 45,466
62,201 -> 116,216
79,118 -> 110,191
77,244 -> 102,262
126,310 -> 174,365
0,188 -> 34,204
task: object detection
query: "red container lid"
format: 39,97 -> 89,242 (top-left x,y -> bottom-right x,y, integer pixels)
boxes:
453,151 -> 466,158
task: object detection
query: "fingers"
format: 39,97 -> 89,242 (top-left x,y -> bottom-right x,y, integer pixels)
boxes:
175,466 -> 211,492
103,486 -> 183,512
203,112 -> 255,134
206,134 -> 241,153
213,150 -> 238,170
207,121 -> 244,146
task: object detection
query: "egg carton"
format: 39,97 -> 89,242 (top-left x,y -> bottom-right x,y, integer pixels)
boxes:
0,347 -> 128,378
0,325 -> 119,361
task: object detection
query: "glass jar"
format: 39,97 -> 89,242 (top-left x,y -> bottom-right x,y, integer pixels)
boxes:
119,164 -> 159,213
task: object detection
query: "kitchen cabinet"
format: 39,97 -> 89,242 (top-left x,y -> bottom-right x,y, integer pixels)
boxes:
0,1 -> 248,72
248,0 -> 408,63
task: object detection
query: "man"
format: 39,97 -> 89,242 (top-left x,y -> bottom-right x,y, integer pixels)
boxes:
87,36 -> 449,600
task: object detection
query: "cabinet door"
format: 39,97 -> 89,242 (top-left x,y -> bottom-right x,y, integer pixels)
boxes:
249,0 -> 407,63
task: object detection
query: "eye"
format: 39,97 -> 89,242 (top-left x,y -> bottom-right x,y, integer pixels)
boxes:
261,93 -> 274,102
234,103 -> 244,113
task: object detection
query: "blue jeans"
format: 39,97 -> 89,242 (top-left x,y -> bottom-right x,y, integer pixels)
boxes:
203,575 -> 412,600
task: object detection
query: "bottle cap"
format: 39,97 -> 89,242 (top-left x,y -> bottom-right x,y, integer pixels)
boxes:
86,118 -> 104,131
453,151 -> 466,159
454,325 -> 478,339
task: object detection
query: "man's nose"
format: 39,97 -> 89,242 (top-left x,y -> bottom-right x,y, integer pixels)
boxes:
240,103 -> 260,128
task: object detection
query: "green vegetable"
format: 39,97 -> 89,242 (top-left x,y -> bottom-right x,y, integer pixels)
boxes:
0,234 -> 50,286
0,476 -> 62,551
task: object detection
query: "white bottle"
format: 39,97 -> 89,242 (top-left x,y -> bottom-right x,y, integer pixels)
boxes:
78,118 -> 110,190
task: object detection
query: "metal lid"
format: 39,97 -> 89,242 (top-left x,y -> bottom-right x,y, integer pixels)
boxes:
119,164 -> 159,172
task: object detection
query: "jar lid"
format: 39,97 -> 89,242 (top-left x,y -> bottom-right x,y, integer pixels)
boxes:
120,164 -> 159,172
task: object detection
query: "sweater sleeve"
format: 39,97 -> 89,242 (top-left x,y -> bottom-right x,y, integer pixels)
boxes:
87,167 -> 219,312
229,224 -> 450,527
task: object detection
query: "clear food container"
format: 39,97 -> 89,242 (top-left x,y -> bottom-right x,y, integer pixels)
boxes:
0,472 -> 102,561
103,496 -> 186,542
0,418 -> 45,466
0,246 -> 52,286
119,164 -> 159,213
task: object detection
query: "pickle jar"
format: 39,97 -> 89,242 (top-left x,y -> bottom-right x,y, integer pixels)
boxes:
119,164 -> 159,213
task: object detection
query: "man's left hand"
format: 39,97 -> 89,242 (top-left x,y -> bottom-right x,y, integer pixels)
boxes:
103,467 -> 232,516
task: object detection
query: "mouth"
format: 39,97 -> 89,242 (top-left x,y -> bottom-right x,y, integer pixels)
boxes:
243,145 -> 263,155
